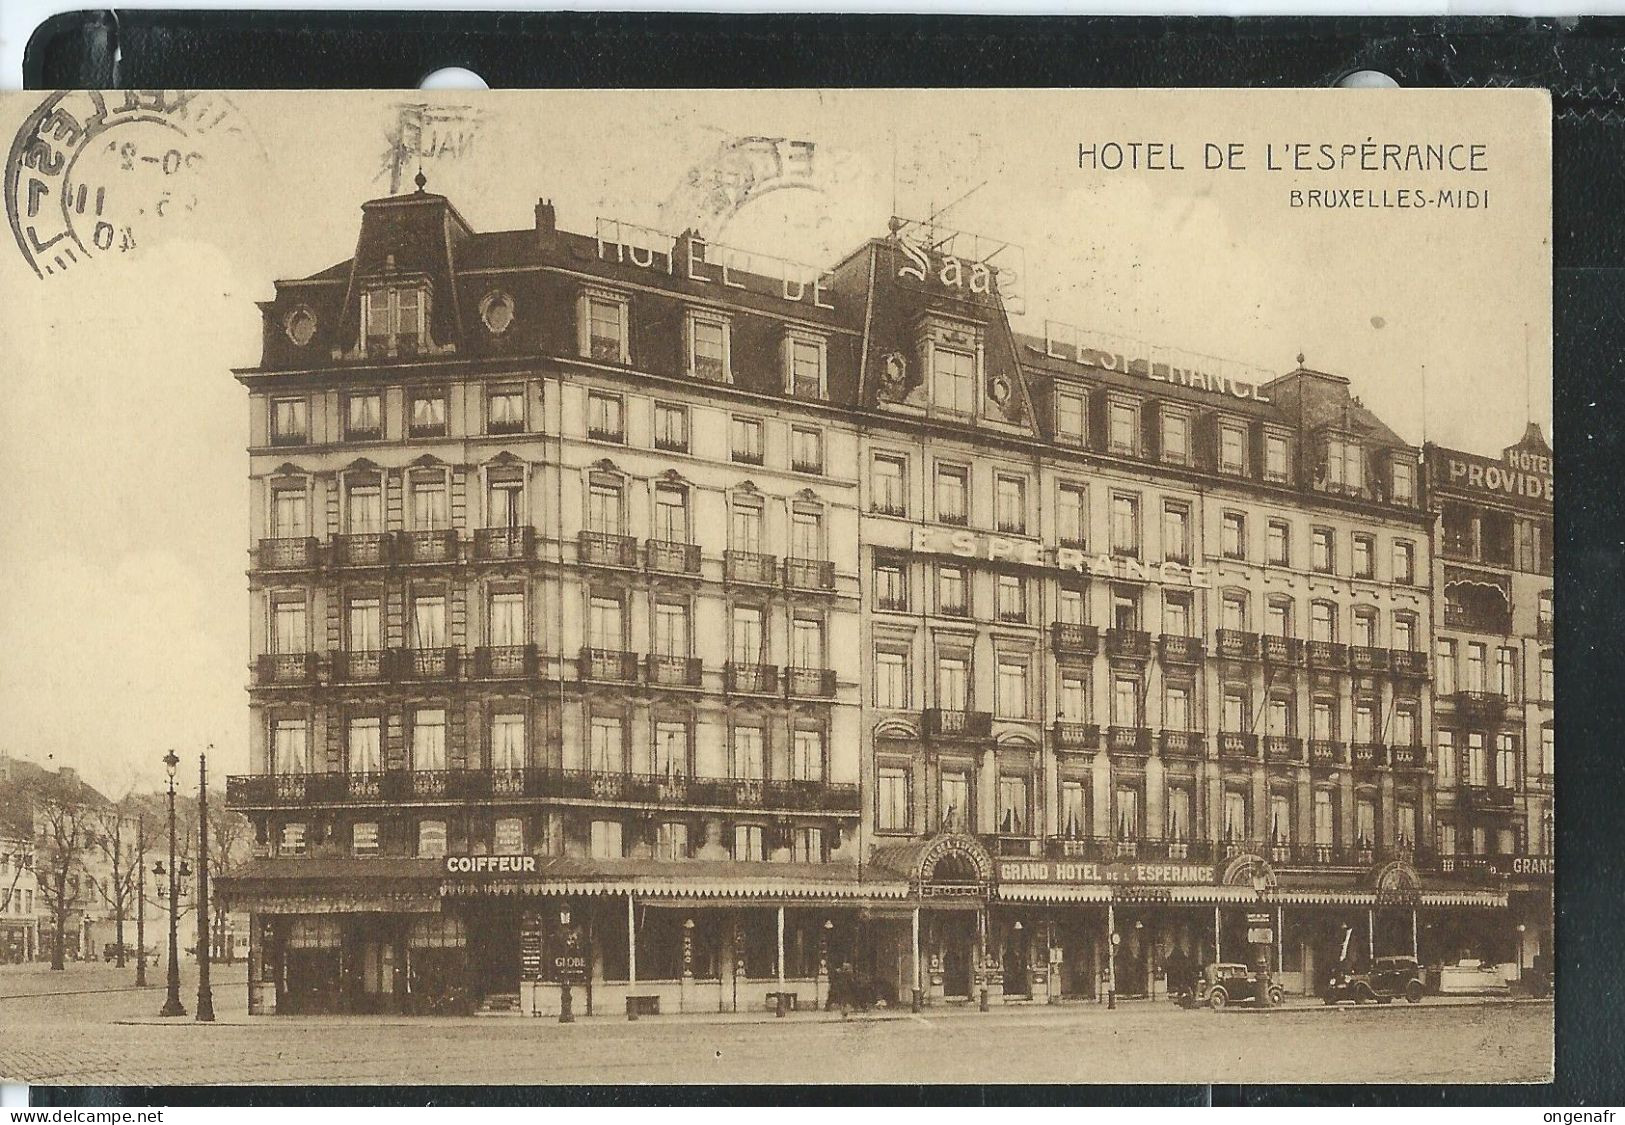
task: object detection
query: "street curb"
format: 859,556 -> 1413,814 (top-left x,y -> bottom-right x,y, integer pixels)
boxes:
1221,996 -> 1553,1014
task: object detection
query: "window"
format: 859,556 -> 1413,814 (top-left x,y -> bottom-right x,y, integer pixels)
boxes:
491,713 -> 525,771
791,617 -> 824,670
730,498 -> 762,553
270,485 -> 309,538
996,659 -> 1029,718
1058,674 -> 1088,721
1392,457 -> 1416,504
1355,798 -> 1377,848
590,820 -> 624,859
1111,494 -> 1140,558
1496,647 -> 1518,700
1056,483 -> 1087,547
1057,587 -> 1086,626
1221,591 -> 1248,631
1394,614 -> 1417,652
1436,640 -> 1457,694
1222,688 -> 1246,733
1162,502 -> 1190,564
996,575 -> 1026,623
1541,725 -> 1554,777
1108,401 -> 1138,456
652,721 -> 688,776
411,709 -> 446,771
875,649 -> 909,709
1393,703 -> 1417,747
1222,512 -> 1246,561
587,476 -> 624,535
873,558 -> 908,611
995,474 -> 1027,534
1540,652 -> 1554,701
1466,732 -> 1487,786
352,822 -> 379,856
1264,433 -> 1290,482
791,728 -> 825,782
872,454 -> 907,515
1266,520 -> 1290,566
996,775 -> 1030,836
1436,730 -> 1456,787
1114,787 -> 1140,839
1265,598 -> 1291,638
653,483 -> 689,544
732,725 -> 765,779
1165,787 -> 1191,842
345,393 -> 382,440
1113,589 -> 1141,632
272,718 -> 309,775
786,335 -> 826,399
1219,422 -> 1246,474
729,825 -> 766,863
654,402 -> 689,453
1163,594 -> 1191,638
1268,793 -> 1292,844
1538,591 -> 1554,634
587,391 -> 624,442
790,507 -> 824,561
347,597 -> 381,653
945,770 -> 976,833
877,766 -> 910,832
1496,733 -> 1518,789
1162,412 -> 1190,465
1322,435 -> 1364,492
1165,682 -> 1191,731
931,346 -> 976,414
730,606 -> 765,664
410,473 -> 447,530
365,286 -> 426,355
587,596 -> 625,656
1313,791 -> 1335,846
1352,534 -> 1374,579
271,398 -> 308,446
1267,696 -> 1292,737
1055,389 -> 1087,444
791,426 -> 823,473
927,464 -> 968,526
725,416 -> 764,464
1352,608 -> 1378,648
488,591 -> 525,647
791,826 -> 824,864
1112,675 -> 1141,728
487,473 -> 524,529
655,821 -> 690,861
686,312 -> 730,381
1311,528 -> 1334,574
1393,541 -> 1416,584
1353,701 -> 1376,744
653,600 -> 690,657
937,656 -> 970,711
348,717 -> 382,775
1310,602 -> 1335,642
590,716 -> 626,773
409,391 -> 447,438
583,293 -> 628,363
271,596 -> 307,654
937,565 -> 969,616
1312,698 -> 1335,741
1466,643 -> 1487,692
494,817 -> 525,855
487,386 -> 524,434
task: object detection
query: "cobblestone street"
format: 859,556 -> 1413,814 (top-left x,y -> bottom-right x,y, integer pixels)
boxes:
0,962 -> 1553,1086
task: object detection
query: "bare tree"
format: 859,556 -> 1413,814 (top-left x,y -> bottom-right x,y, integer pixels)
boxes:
34,798 -> 92,970
207,796 -> 250,961
86,801 -> 151,968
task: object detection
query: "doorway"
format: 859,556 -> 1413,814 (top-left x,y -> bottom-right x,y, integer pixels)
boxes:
938,914 -> 976,999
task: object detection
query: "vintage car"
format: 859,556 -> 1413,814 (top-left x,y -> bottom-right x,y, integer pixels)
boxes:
1324,955 -> 1425,1004
1192,962 -> 1285,1010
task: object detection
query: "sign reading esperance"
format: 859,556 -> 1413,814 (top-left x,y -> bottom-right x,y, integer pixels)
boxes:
909,526 -> 1216,588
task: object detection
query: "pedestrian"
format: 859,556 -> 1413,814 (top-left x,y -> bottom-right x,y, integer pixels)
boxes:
834,960 -> 854,1019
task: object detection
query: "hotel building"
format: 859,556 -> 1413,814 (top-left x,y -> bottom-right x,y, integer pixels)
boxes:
222,180 -> 1517,1016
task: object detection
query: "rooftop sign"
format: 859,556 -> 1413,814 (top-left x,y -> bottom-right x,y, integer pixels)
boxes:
890,218 -> 1026,316
910,526 -> 1214,588
1042,320 -> 1275,404
1435,446 -> 1553,506
595,218 -> 834,310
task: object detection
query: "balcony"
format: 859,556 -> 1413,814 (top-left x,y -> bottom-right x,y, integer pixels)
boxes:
785,667 -> 837,699
646,539 -> 701,576
1261,635 -> 1304,666
725,662 -> 779,695
255,653 -> 317,685
725,550 -> 778,585
1043,837 -> 1216,864
1159,730 -> 1204,758
579,648 -> 639,683
474,527 -> 535,561
923,709 -> 994,739
1537,617 -> 1554,643
333,533 -> 391,568
1104,629 -> 1151,660
1158,635 -> 1205,665
1309,739 -> 1344,766
578,531 -> 639,569
784,557 -> 836,591
393,647 -> 459,681
1389,744 -> 1425,771
1389,649 -> 1429,678
645,654 -> 702,688
1459,784 -> 1516,811
1214,629 -> 1259,661
397,528 -> 458,564
332,650 -> 388,683
1446,690 -> 1509,723
474,645 -> 538,679
1107,726 -> 1152,754
991,835 -> 1040,858
1263,735 -> 1303,764
1351,742 -> 1385,768
1348,645 -> 1389,674
1052,722 -> 1101,752
255,537 -> 319,572
1306,640 -> 1347,669
1218,732 -> 1258,760
1288,843 -> 1361,868
1050,622 -> 1100,659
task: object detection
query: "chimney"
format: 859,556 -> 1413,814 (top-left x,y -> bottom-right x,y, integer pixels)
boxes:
535,198 -> 556,241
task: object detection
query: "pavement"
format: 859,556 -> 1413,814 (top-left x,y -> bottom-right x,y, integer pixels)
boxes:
0,961 -> 1555,1086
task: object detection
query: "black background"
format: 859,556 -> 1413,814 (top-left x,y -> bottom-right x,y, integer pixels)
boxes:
19,9 -> 1625,1108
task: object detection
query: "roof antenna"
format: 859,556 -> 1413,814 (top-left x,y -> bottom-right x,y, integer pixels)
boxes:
1523,321 -> 1532,427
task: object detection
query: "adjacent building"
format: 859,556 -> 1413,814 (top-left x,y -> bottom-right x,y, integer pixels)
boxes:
222,181 -> 1528,1016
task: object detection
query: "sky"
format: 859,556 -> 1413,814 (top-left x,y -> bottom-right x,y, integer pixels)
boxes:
0,89 -> 1551,792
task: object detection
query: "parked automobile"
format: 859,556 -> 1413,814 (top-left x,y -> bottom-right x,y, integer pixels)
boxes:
1324,955 -> 1425,1005
1192,962 -> 1285,1010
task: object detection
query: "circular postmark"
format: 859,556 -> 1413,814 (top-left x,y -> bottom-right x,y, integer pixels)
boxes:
5,90 -> 259,279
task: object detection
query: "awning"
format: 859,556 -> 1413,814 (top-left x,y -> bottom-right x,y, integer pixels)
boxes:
442,878 -> 910,900
217,856 -> 443,914
1420,890 -> 1508,908
998,884 -> 1113,903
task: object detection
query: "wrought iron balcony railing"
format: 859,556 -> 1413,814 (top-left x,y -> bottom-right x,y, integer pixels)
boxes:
1261,635 -> 1304,665
1159,730 -> 1204,757
1158,635 -> 1205,664
644,654 -> 702,688
1445,690 -> 1510,722
785,557 -> 836,591
646,539 -> 702,576
255,653 -> 317,685
1389,649 -> 1429,678
1050,622 -> 1100,658
397,528 -> 458,564
332,650 -> 388,683
1218,732 -> 1258,760
333,532 -> 391,568
1306,640 -> 1347,669
1107,726 -> 1152,754
1263,735 -> 1303,764
1214,629 -> 1259,661
785,667 -> 837,698
1459,783 -> 1516,810
1104,629 -> 1151,659
1389,745 -> 1425,770
1051,721 -> 1101,752
579,648 -> 639,683
725,662 -> 779,695
474,527 -> 535,561
255,537 -> 320,571
393,647 -> 460,681
725,550 -> 778,585
1351,742 -> 1386,768
578,531 -> 639,569
923,709 -> 994,738
1309,739 -> 1344,766
1349,645 -> 1390,673
474,645 -> 538,679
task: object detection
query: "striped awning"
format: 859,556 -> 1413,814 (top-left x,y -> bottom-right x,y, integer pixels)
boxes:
442,878 -> 911,900
998,884 -> 1113,903
1420,890 -> 1507,908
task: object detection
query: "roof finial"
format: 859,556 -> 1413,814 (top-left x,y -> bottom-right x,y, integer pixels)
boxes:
413,166 -> 428,193
1296,352 -> 1306,367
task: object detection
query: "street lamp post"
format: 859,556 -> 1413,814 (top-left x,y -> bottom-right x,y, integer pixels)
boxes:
558,904 -> 574,1024
135,814 -> 147,988
1515,923 -> 1527,991
159,750 -> 187,1018
195,751 -> 215,1022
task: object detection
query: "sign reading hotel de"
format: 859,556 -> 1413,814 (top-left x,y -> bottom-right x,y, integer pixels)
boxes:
909,526 -> 1215,588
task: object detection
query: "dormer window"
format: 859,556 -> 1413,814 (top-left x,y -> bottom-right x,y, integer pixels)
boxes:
363,285 -> 425,356
1263,431 -> 1292,483
1391,455 -> 1416,504
1161,409 -> 1190,466
931,346 -> 977,415
785,331 -> 827,400
1218,420 -> 1248,476
1108,399 -> 1139,457
686,310 -> 731,382
1054,386 -> 1087,445
579,288 -> 630,364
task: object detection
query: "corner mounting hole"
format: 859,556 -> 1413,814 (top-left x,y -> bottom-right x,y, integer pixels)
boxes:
1337,69 -> 1400,89
420,67 -> 490,91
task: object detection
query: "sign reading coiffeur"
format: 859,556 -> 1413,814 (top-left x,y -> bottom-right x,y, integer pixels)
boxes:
997,860 -> 1216,885
444,854 -> 537,875
910,526 -> 1215,588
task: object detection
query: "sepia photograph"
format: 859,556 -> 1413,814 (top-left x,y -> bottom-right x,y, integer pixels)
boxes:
0,87 -> 1552,1086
